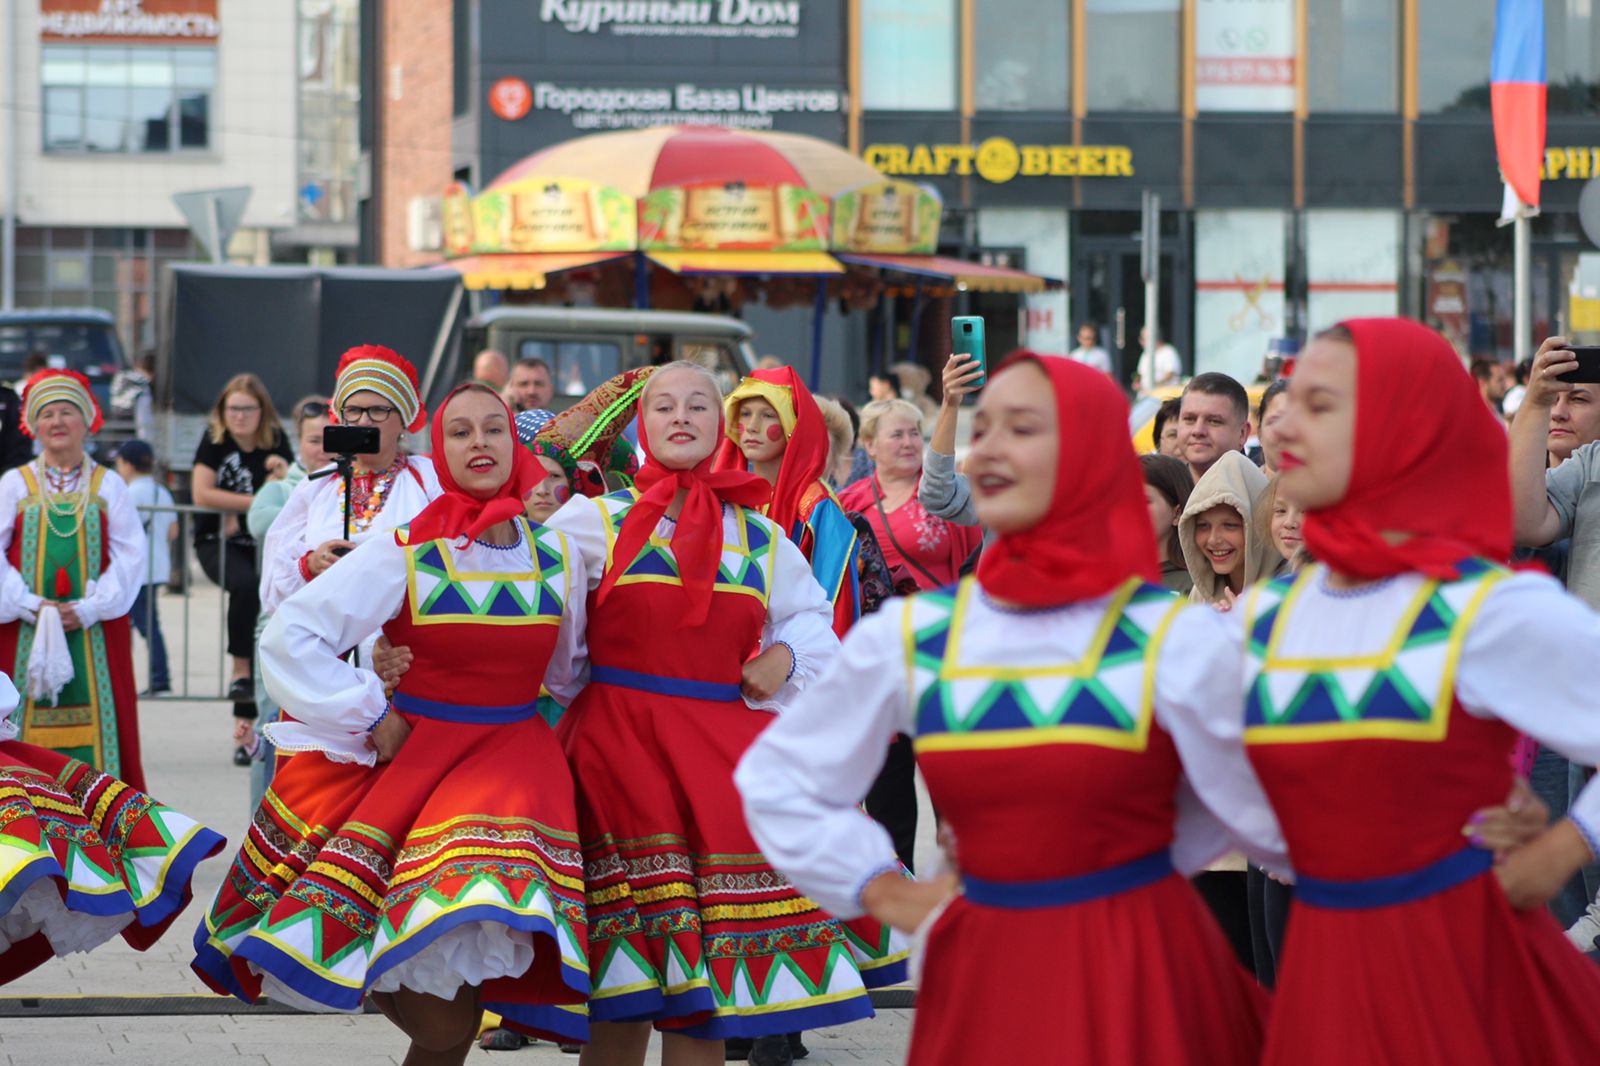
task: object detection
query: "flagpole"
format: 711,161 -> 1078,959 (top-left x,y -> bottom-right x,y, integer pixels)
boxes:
1514,206 -> 1531,362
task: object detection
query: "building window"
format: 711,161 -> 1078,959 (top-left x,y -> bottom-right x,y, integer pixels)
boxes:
1307,0 -> 1399,112
1085,0 -> 1181,112
975,0 -> 1069,111
861,0 -> 957,111
1417,0 -> 1492,112
13,227 -> 192,353
1305,210 -> 1400,330
1547,0 -> 1600,113
42,45 -> 214,153
299,0 -> 362,224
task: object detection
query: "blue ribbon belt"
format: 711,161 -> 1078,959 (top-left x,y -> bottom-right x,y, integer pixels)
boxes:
962,849 -> 1174,909
1294,847 -> 1493,910
390,691 -> 540,725
589,665 -> 742,703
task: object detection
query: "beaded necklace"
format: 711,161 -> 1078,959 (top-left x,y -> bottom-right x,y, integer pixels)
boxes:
39,458 -> 90,540
341,454 -> 407,535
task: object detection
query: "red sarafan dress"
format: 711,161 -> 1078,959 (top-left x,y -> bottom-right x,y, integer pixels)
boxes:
192,521 -> 591,1042
739,580 -> 1273,1066
1242,561 -> 1600,1066
532,490 -> 900,1041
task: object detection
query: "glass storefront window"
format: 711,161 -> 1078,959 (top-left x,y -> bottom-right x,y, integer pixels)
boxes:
41,44 -> 214,152
861,0 -> 957,111
1306,0 -> 1398,112
1085,0 -> 1181,112
1548,0 -> 1600,113
975,0 -> 1069,111
1417,0 -> 1492,112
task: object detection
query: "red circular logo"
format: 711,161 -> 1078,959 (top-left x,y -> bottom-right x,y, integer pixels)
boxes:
488,77 -> 532,121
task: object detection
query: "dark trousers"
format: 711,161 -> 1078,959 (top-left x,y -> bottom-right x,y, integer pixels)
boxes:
1192,869 -> 1254,972
129,584 -> 169,690
194,536 -> 259,663
1246,864 -> 1293,988
863,735 -> 919,874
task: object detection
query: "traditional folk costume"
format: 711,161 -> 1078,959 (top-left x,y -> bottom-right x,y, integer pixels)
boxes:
258,347 -> 441,617
527,367 -> 647,500
0,372 -> 148,790
193,387 -> 591,1042
0,666 -> 224,984
715,366 -> 861,638
1221,319 -> 1600,1066
523,392 -> 898,1043
738,356 -> 1279,1066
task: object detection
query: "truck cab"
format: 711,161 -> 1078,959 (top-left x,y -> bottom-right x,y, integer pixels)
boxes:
0,308 -> 128,411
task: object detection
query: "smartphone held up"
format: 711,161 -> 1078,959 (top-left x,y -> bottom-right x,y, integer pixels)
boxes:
1556,346 -> 1600,384
952,316 -> 987,390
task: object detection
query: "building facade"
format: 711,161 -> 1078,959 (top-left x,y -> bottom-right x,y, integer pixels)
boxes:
379,0 -> 1600,385
0,0 -> 362,354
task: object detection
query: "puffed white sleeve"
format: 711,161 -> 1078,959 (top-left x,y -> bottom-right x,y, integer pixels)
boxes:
258,477 -> 317,615
538,533 -> 590,707
260,533 -> 408,766
0,470 -> 42,624
748,526 -> 841,712
1457,571 -> 1600,859
736,606 -> 909,918
0,667 -> 18,741
73,472 -> 145,629
1154,604 -> 1291,875
542,495 -> 609,590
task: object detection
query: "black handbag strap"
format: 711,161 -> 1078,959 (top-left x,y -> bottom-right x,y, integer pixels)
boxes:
871,476 -> 943,589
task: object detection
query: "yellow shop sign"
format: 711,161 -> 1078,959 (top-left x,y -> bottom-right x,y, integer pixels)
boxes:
1543,147 -> 1600,180
863,136 -> 1135,183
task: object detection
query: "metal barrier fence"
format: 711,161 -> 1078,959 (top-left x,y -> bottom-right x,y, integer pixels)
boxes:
131,501 -> 241,703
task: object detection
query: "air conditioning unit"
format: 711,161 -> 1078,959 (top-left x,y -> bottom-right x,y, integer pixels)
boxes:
408,196 -> 443,252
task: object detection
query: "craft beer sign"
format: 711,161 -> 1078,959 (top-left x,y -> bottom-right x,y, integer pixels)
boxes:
40,0 -> 219,43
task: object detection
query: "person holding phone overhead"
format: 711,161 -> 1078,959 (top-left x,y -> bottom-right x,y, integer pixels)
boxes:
839,399 -> 983,591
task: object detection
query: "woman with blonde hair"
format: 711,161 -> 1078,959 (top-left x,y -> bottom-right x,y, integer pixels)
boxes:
839,399 -> 982,591
191,372 -> 294,753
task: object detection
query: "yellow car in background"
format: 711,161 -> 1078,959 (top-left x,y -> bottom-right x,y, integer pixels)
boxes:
1129,382 -> 1270,453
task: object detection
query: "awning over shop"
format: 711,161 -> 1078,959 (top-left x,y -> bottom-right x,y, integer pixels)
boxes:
835,253 -> 1058,294
440,251 -> 630,290
646,250 -> 845,276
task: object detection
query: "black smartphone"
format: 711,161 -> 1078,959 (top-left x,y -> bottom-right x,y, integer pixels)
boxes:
1557,347 -> 1600,384
322,424 -> 382,455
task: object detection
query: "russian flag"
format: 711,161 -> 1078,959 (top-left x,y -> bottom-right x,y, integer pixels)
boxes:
1492,0 -> 1546,210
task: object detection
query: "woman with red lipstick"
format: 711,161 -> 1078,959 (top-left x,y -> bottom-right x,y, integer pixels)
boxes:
193,384 -> 592,1064
738,353 -> 1288,1066
0,370 -> 149,790
715,366 -> 862,638
838,399 -> 981,592
1225,317 -> 1600,1065
535,361 -> 896,1066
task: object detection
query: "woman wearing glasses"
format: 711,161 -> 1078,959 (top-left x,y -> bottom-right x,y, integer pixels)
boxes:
191,373 -> 295,754
258,347 -> 440,622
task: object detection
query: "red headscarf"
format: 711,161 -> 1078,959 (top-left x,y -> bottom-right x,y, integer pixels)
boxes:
712,366 -> 830,538
1300,318 -> 1510,580
597,369 -> 772,625
966,352 -> 1158,605
403,384 -> 541,545
976,353 -> 1160,607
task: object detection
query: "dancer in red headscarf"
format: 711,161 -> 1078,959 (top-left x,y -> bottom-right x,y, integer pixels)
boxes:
715,366 -> 861,638
529,361 -> 897,1063
738,353 -> 1285,1066
193,384 -> 593,1062
1231,318 -> 1600,1066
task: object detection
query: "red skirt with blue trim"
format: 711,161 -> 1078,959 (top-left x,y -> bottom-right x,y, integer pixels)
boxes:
1,740 -> 223,984
191,706 -> 590,1042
